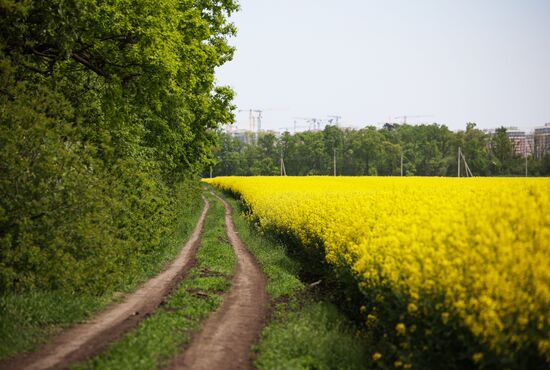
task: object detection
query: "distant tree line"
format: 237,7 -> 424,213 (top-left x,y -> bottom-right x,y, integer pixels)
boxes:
212,123 -> 550,177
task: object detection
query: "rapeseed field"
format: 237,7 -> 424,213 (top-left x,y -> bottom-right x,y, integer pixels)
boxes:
205,176 -> 550,369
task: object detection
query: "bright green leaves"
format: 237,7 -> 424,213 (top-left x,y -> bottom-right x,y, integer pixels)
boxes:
0,0 -> 238,293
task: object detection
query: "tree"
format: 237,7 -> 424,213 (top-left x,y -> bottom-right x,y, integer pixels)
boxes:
457,123 -> 491,176
213,132 -> 244,176
541,155 -> 550,176
0,0 -> 238,293
286,131 -> 328,175
346,127 -> 383,175
491,127 -> 517,175
211,123 -> 549,178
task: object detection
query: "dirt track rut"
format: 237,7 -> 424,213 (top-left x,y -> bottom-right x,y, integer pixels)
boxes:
168,193 -> 269,370
0,197 -> 210,370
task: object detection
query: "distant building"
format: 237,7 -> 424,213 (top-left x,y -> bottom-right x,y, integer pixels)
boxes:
506,127 -> 531,156
534,123 -> 550,160
228,129 -> 256,144
226,127 -> 282,144
484,127 -> 532,156
526,133 -> 535,157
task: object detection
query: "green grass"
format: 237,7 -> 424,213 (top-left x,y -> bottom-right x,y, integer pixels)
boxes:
70,192 -> 235,370
0,291 -> 111,360
220,189 -> 370,370
0,194 -> 204,361
255,302 -> 369,370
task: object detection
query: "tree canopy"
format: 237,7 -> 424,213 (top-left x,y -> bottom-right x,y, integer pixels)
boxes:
0,0 -> 238,293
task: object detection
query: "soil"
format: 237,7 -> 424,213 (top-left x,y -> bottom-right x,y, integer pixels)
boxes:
0,197 -> 210,370
167,193 -> 269,370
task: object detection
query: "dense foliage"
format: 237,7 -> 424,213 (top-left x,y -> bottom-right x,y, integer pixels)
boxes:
206,176 -> 550,369
212,123 -> 550,177
0,0 -> 237,293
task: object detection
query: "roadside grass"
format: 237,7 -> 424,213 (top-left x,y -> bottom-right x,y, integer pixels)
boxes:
0,292 -> 110,360
70,192 -> 235,370
0,194 -> 203,361
255,302 -> 369,370
220,189 -> 370,370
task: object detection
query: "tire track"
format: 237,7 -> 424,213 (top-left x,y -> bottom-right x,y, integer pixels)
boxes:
168,193 -> 268,370
1,197 -> 210,370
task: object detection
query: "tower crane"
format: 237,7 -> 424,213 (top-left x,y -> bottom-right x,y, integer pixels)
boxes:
327,115 -> 342,127
293,117 -> 323,131
237,108 -> 284,132
393,115 -> 434,124
238,109 -> 264,132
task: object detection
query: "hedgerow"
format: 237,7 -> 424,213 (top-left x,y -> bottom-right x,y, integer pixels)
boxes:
0,0 -> 238,294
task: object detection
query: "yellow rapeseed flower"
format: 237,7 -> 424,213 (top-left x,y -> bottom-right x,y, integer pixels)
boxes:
396,323 -> 407,336
205,176 -> 550,361
407,303 -> 418,314
472,352 -> 484,363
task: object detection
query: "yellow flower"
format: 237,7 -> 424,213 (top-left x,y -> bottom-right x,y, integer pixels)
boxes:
206,176 -> 550,359
396,323 -> 406,336
407,303 -> 418,314
372,352 -> 382,361
472,352 -> 484,363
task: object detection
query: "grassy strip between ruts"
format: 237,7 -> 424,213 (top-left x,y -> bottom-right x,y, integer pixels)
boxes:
218,188 -> 370,370
69,192 -> 235,370
0,193 -> 203,361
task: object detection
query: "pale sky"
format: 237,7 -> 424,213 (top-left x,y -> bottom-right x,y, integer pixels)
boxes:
215,0 -> 550,133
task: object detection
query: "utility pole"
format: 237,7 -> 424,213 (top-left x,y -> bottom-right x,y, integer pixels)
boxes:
280,151 -> 287,176
333,148 -> 337,176
525,155 -> 528,177
463,153 -> 473,177
210,166 -> 213,178
457,147 -> 473,177
457,147 -> 461,177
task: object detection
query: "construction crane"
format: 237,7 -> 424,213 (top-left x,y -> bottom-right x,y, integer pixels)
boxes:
293,117 -> 324,131
238,109 -> 264,132
290,120 -> 310,133
327,115 -> 342,127
393,115 -> 434,124
237,108 -> 285,132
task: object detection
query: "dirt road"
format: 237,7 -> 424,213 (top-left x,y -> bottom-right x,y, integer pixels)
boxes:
168,193 -> 269,370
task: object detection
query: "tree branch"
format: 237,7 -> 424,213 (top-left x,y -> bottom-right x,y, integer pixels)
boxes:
21,61 -> 50,75
30,46 -> 58,59
71,52 -> 111,79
